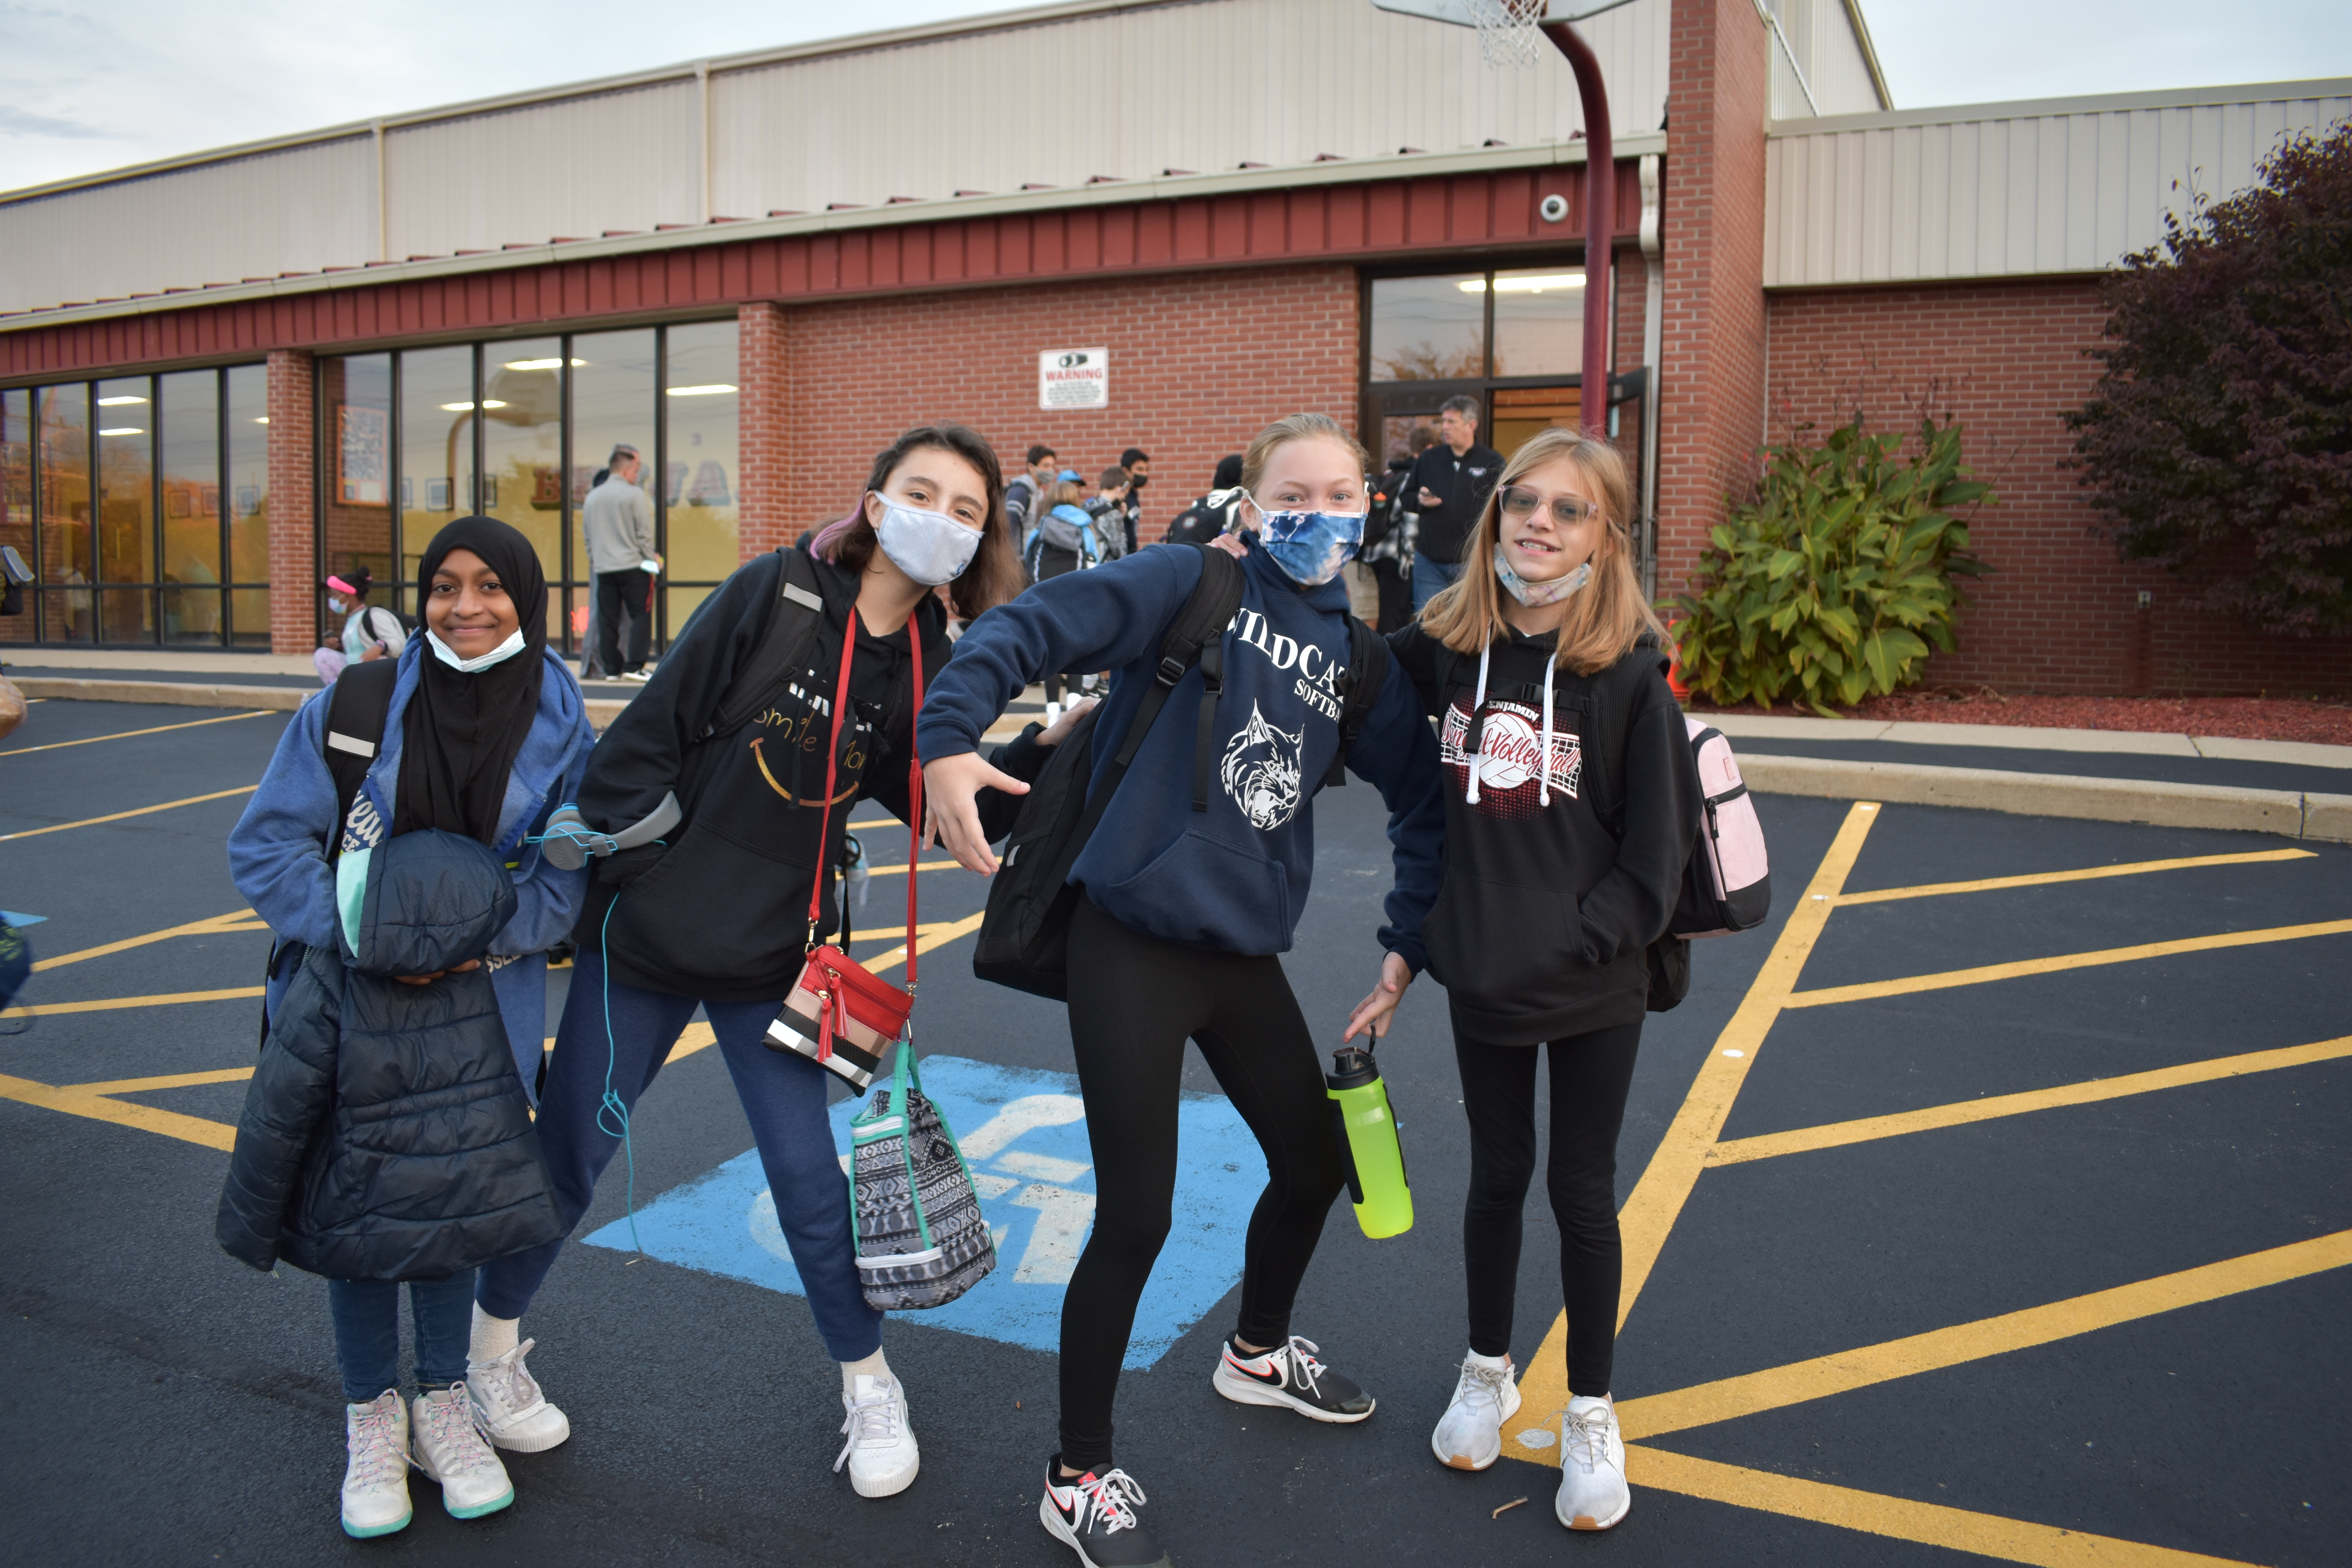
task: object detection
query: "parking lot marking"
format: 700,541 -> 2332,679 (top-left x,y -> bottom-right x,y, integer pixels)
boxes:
0,1069 -> 241,1151
1624,1444 -> 2259,1568
1708,1034 -> 2352,1166
1836,848 -> 2317,906
16,985 -> 265,1016
1617,1229 -> 2352,1443
860,910 -> 987,975
32,907 -> 265,972
0,784 -> 258,842
1784,917 -> 2352,1009
0,710 -> 271,757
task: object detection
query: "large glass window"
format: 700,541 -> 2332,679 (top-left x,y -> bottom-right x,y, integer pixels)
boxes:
1367,274 -> 1486,383
95,376 -> 154,642
662,321 -> 740,634
482,338 -> 566,642
570,329 -> 658,650
320,355 -> 393,644
226,365 -> 271,646
1489,267 -> 1589,379
396,345 -> 475,614
38,384 -> 92,642
160,370 -> 223,644
1,388 -> 29,644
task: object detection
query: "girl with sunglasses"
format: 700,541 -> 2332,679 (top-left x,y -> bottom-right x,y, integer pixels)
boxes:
1366,428 -> 1697,1534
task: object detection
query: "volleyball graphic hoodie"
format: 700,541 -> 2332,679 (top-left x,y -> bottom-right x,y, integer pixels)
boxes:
918,540 -> 1445,970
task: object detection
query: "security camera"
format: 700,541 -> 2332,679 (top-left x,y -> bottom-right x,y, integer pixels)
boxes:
1539,193 -> 1569,223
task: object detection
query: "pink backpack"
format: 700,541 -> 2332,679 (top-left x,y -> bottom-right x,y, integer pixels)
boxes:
1672,719 -> 1771,937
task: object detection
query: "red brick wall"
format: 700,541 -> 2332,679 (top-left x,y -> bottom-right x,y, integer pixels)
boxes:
737,301 -> 792,558
763,264 -> 1362,544
1764,279 -> 2352,696
265,350 -> 315,655
1654,0 -> 1771,603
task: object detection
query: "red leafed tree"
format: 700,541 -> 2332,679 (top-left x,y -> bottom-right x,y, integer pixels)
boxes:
2068,120 -> 2352,636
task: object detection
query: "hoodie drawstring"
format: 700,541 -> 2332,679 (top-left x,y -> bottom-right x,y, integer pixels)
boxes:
1465,642 -> 1494,805
1538,653 -> 1557,807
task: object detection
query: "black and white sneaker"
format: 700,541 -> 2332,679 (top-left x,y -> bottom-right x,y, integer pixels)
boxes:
1211,1335 -> 1376,1423
1040,1457 -> 1171,1568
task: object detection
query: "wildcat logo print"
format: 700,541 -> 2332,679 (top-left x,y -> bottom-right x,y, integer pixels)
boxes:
1221,702 -> 1305,829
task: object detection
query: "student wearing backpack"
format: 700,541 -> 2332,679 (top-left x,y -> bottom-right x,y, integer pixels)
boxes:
314,566 -> 410,686
468,425 -> 1028,1502
1367,428 -> 1697,1535
922,412 -> 1445,1568
224,517 -> 596,1537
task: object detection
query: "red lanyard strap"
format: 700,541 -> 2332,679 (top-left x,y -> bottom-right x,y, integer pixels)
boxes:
802,604 -> 926,993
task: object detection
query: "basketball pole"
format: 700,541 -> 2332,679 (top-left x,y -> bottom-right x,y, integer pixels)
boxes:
1540,19 -> 1615,440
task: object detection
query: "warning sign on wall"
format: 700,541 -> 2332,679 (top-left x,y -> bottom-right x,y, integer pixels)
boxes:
1038,347 -> 1110,410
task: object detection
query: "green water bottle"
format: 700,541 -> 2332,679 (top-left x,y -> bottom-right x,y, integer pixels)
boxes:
1327,1042 -> 1412,1240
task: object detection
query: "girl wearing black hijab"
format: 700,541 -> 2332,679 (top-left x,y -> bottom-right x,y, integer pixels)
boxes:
229,517 -> 597,1537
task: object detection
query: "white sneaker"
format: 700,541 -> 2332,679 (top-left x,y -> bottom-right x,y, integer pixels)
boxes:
466,1338 -> 571,1452
1430,1354 -> 1521,1471
340,1390 -> 412,1538
1554,1395 -> 1630,1531
409,1385 -> 515,1519
833,1373 -> 920,1497
619,668 -> 654,683
1044,700 -> 1062,727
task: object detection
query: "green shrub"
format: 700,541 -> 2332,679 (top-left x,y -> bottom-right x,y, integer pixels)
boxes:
1669,417 -> 1992,715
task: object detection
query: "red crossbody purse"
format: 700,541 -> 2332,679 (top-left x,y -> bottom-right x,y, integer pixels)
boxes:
762,605 -> 926,1093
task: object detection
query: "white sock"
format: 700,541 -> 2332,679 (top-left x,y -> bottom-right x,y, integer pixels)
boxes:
841,1347 -> 892,1395
1466,1348 -> 1511,1371
470,1303 -> 520,1366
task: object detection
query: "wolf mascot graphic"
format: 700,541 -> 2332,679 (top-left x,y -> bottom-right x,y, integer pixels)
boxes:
1220,702 -> 1305,830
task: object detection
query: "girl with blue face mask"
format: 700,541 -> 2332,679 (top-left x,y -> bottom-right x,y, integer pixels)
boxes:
919,413 -> 1446,1568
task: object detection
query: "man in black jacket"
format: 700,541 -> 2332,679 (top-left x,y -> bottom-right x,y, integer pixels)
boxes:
1405,395 -> 1503,611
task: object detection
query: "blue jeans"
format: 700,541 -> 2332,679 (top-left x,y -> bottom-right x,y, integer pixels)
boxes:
1412,555 -> 1465,611
328,1272 -> 476,1403
474,946 -> 884,1362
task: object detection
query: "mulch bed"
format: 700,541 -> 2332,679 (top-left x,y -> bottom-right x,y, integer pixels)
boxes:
1686,686 -> 2352,745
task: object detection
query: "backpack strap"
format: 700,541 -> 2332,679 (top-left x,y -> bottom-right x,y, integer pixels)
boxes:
1322,615 -> 1392,788
702,547 -> 829,741
1171,546 -> 1247,811
320,657 -> 398,865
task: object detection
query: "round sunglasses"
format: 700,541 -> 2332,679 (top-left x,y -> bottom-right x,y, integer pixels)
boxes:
1497,485 -> 1602,526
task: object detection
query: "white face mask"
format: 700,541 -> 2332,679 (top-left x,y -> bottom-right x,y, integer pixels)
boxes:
426,626 -> 527,673
871,493 -> 982,586
1494,554 -> 1593,607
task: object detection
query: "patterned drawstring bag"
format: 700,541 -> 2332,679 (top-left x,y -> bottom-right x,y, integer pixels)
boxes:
848,1038 -> 996,1310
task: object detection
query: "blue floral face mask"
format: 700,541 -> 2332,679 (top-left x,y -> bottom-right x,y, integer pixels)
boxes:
1236,491 -> 1366,587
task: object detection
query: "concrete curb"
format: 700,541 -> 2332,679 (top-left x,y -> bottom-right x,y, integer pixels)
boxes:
1740,754 -> 2352,845
15,677 -> 312,712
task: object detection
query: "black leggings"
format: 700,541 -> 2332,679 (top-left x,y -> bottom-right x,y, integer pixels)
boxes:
1455,1022 -> 1642,1396
1060,900 -> 1345,1471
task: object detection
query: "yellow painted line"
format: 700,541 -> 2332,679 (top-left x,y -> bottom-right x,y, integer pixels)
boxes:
1838,848 -> 2316,906
1784,918 -> 2352,1010
64,1067 -> 255,1094
0,784 -> 259,842
1512,802 -> 1886,1455
16,985 -> 266,1016
0,709 -> 270,757
667,1022 -> 719,1063
1626,1443 -> 2259,1568
0,1070 -> 238,1152
1619,1228 -> 2352,1446
863,910 -> 986,975
33,907 -> 266,971
858,861 -> 961,878
1710,1035 -> 2352,1167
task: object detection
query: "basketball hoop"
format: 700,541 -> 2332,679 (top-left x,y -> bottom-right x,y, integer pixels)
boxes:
1465,0 -> 1548,67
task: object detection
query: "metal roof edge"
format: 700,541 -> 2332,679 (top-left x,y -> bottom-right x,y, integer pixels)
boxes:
1839,0 -> 1894,111
0,0 -> 1185,207
1762,268 -> 2112,291
1768,76 -> 2352,135
0,132 -> 1664,336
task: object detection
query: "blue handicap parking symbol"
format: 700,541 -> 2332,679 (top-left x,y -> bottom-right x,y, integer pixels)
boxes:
584,1055 -> 1269,1368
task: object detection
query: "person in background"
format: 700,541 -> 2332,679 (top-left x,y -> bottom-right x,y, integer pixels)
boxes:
1007,443 -> 1058,558
1406,396 -> 1504,612
1360,440 -> 1424,633
1113,446 -> 1151,554
1085,466 -> 1134,562
582,443 -> 661,682
1031,472 -> 1113,722
314,567 -> 409,687
1161,454 -> 1245,546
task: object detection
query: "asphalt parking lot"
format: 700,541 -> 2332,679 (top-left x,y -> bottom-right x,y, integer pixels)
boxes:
2,696 -> 2345,1567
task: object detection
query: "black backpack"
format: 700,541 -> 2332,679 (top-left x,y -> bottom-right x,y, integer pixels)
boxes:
973,545 -> 1391,1000
1161,495 -> 1232,547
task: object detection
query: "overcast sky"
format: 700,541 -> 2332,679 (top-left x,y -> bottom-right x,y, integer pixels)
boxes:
4,0 -> 2348,193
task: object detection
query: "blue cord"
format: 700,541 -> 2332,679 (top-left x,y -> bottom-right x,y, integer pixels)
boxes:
590,897 -> 644,1259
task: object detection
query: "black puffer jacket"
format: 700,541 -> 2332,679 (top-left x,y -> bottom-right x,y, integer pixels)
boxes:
216,829 -> 564,1281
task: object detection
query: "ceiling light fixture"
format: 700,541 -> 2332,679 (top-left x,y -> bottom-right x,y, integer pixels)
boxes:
665,384 -> 737,397
1458,274 -> 1586,294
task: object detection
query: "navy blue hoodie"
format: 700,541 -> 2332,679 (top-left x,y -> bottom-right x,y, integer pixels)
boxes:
918,541 -> 1445,970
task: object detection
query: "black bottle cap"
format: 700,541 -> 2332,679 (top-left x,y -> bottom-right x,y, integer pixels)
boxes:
1327,1044 -> 1381,1091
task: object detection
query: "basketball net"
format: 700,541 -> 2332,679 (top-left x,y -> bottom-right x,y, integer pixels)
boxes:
1466,0 -> 1548,67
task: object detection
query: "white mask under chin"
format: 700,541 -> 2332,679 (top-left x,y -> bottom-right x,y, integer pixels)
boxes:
1495,554 -> 1593,607
871,494 -> 982,586
426,627 -> 527,673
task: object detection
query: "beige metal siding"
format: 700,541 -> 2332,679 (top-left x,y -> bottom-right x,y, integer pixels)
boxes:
382,81 -> 703,262
1764,0 -> 1886,121
1765,87 -> 2352,286
0,136 -> 374,316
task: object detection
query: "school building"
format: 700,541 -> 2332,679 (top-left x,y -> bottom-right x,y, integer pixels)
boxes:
2,0 -> 2346,693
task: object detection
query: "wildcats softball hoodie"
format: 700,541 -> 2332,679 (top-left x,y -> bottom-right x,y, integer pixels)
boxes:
918,539 -> 1445,970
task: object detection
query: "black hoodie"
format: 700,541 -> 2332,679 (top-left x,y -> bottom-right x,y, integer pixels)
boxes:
1389,623 -> 1698,1044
